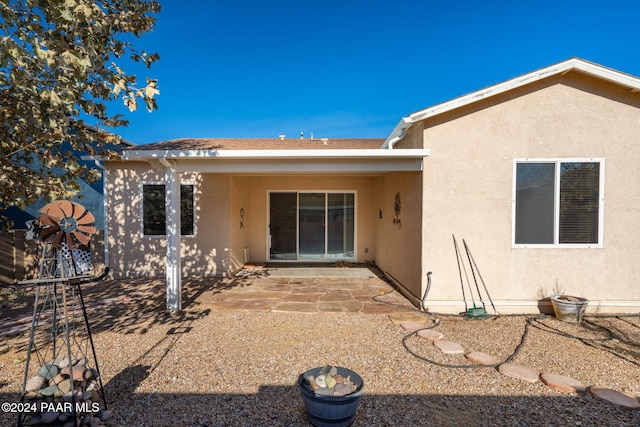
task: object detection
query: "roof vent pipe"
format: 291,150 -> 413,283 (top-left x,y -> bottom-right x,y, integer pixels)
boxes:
279,134 -> 286,140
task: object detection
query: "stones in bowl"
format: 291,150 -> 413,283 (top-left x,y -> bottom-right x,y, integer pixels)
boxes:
304,365 -> 359,397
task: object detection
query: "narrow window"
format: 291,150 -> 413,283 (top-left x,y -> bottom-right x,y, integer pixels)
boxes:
143,184 -> 195,236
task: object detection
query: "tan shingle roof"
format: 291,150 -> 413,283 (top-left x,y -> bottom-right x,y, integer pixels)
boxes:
129,138 -> 385,151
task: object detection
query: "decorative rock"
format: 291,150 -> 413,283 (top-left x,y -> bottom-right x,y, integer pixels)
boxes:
57,356 -> 72,369
433,340 -> 465,354
465,352 -> 501,366
39,362 -> 59,380
84,368 -> 100,381
40,384 -> 59,397
540,373 -> 586,393
57,379 -> 73,395
400,321 -> 425,332
318,365 -> 337,376
590,386 -> 640,410
50,373 -> 67,386
334,383 -> 353,396
315,375 -> 326,388
315,387 -> 334,396
63,390 -> 84,402
333,374 -> 345,383
324,375 -> 336,388
498,363 -> 539,383
26,375 -> 46,392
417,329 -> 444,341
62,366 -> 86,381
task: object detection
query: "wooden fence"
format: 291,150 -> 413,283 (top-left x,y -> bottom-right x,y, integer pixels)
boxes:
0,230 -> 105,284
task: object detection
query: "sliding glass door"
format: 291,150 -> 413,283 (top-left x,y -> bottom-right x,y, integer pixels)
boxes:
269,192 -> 355,261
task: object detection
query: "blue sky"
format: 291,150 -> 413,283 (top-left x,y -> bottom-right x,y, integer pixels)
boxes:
115,0 -> 640,145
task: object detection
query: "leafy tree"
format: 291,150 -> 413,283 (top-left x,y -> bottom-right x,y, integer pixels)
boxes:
0,0 -> 160,226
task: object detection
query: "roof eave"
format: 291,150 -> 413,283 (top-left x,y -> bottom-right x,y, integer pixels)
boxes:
121,148 -> 430,161
383,58 -> 640,147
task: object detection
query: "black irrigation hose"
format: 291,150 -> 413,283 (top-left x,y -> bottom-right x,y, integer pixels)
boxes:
374,277 -> 530,369
375,271 -> 640,370
401,317 -> 534,369
531,317 -> 614,342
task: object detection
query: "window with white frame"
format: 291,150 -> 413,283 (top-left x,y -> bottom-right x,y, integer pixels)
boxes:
142,184 -> 195,236
513,159 -> 603,246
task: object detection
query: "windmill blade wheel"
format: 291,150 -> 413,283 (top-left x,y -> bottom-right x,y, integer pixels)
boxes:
37,201 -> 97,249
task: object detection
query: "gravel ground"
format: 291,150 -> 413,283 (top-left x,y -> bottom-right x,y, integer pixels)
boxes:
1,281 -> 639,426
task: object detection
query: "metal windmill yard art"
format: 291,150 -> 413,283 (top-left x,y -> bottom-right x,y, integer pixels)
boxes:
17,201 -> 110,427
38,200 -> 96,249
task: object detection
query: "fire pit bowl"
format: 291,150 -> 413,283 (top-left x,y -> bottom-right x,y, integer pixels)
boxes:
297,366 -> 364,427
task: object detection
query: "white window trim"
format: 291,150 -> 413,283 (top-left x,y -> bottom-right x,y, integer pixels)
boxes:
512,158 -> 605,248
141,181 -> 197,238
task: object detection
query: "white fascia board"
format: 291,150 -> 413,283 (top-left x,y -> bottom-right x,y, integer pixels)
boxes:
381,117 -> 413,149
121,148 -> 430,161
383,58 -> 640,147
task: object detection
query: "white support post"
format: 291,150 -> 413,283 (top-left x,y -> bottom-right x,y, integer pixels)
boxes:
165,161 -> 182,313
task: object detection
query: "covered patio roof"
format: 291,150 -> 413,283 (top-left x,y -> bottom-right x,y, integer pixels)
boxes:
122,138 -> 430,174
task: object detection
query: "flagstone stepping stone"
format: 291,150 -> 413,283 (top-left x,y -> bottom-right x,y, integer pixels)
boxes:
416,329 -> 444,341
433,340 -> 465,354
388,312 -> 426,324
540,373 -> 586,393
498,363 -> 539,383
465,351 -> 501,366
589,386 -> 640,410
400,321 -> 426,332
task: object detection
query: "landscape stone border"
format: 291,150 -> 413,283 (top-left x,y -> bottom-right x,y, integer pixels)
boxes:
396,317 -> 640,411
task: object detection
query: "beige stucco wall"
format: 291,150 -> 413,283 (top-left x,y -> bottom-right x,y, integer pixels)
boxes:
373,171 -> 424,305
106,163 -> 236,278
419,72 -> 640,313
